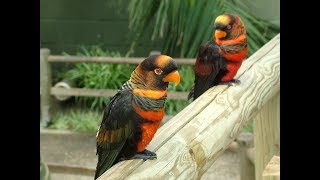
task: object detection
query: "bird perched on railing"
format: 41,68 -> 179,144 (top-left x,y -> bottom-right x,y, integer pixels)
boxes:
188,13 -> 248,101
94,55 -> 180,179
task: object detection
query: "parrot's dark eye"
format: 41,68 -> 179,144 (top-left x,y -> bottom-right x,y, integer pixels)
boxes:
154,68 -> 163,75
226,25 -> 232,30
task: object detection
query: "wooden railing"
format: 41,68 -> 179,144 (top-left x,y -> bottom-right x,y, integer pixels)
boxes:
96,34 -> 280,180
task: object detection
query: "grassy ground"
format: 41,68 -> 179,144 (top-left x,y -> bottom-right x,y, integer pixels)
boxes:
47,109 -> 102,132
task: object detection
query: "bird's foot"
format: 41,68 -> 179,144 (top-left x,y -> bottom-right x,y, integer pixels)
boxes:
219,79 -> 241,86
131,149 -> 157,161
118,149 -> 157,162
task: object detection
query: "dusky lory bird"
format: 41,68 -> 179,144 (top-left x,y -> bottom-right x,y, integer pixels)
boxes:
94,55 -> 180,179
188,13 -> 248,101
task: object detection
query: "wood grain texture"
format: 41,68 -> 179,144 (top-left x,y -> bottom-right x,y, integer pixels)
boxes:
50,87 -> 189,100
254,92 -> 280,180
48,56 -> 195,65
237,133 -> 255,180
262,156 -> 280,180
40,48 -> 52,126
247,147 -> 255,165
98,34 -> 280,180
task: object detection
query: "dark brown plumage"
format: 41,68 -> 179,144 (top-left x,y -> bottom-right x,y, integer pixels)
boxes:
94,55 -> 180,179
188,13 -> 248,101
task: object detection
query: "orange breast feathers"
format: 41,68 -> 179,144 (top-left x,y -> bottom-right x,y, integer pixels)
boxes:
133,104 -> 164,152
219,48 -> 248,62
221,62 -> 243,82
216,34 -> 248,62
137,121 -> 162,152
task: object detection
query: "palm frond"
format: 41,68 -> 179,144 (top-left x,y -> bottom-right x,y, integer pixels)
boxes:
127,0 -> 279,58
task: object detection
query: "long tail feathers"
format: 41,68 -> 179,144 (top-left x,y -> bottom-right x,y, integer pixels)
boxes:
94,149 -> 121,179
187,85 -> 194,101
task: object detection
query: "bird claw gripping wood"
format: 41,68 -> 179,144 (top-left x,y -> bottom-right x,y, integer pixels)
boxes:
119,149 -> 157,161
219,79 -> 241,86
133,149 -> 157,161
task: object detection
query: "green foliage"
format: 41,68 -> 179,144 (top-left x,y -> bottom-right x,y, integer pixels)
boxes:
48,110 -> 102,132
63,46 -> 136,109
165,99 -> 189,115
167,65 -> 194,92
127,0 -> 279,58
40,155 -> 51,180
243,120 -> 253,133
165,65 -> 194,115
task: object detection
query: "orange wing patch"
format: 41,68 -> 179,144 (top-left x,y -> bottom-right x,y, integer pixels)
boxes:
97,123 -> 132,144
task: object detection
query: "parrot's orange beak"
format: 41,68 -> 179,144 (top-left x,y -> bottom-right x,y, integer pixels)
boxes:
215,30 -> 227,39
163,70 -> 180,85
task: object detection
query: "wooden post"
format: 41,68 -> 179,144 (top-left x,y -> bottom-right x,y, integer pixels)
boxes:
40,48 -> 52,126
237,132 -> 255,180
262,156 -> 280,180
247,147 -> 255,165
253,92 -> 280,180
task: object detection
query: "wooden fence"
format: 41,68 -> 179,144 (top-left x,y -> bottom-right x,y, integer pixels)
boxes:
96,34 -> 280,180
40,34 -> 280,180
40,50 -> 194,126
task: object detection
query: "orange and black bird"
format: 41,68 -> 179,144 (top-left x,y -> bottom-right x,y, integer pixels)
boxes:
188,13 -> 248,101
94,55 -> 180,179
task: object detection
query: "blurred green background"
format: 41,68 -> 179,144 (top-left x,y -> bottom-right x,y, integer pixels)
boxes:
40,0 -> 279,57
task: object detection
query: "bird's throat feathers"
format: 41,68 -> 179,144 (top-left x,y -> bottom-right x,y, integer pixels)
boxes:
129,65 -> 147,89
217,34 -> 248,61
215,34 -> 246,45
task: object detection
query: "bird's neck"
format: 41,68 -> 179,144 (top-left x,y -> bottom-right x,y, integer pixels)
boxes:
215,34 -> 248,61
129,66 -> 148,89
215,34 -> 246,45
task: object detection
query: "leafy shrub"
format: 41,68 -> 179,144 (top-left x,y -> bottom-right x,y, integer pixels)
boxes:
63,46 -> 135,109
48,109 -> 102,132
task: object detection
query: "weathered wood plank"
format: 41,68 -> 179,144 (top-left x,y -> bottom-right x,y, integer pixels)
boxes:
40,48 -> 52,126
237,133 -> 255,180
48,56 -> 195,65
262,156 -> 280,180
47,163 -> 95,176
254,92 -> 280,180
50,87 -> 189,100
247,147 -> 255,165
98,34 -> 280,180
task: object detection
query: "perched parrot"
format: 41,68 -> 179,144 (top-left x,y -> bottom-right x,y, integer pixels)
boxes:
94,55 -> 180,179
188,13 -> 248,101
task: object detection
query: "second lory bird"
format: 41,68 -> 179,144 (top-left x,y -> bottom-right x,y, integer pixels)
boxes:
94,55 -> 180,179
188,13 -> 248,101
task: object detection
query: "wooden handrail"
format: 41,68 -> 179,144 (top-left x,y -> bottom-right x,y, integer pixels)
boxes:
97,34 -> 280,179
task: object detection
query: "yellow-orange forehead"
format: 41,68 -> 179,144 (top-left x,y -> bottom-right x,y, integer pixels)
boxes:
215,15 -> 231,26
155,55 -> 172,68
